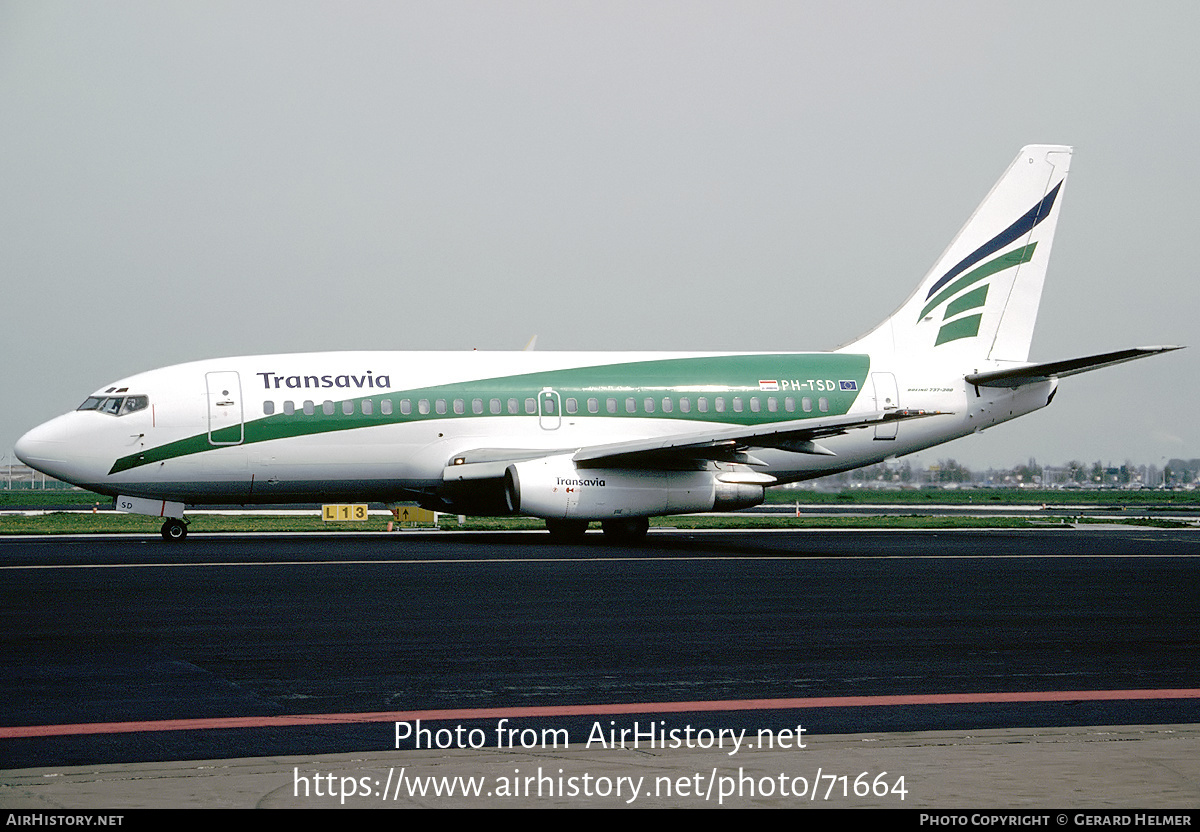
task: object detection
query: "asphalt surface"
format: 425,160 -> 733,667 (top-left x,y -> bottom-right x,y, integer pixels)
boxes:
1,528 -> 1198,808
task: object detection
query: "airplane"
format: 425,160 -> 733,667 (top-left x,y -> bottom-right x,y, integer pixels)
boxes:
14,145 -> 1181,541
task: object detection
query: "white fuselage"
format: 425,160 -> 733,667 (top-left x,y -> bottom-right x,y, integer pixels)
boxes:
14,349 -> 1054,514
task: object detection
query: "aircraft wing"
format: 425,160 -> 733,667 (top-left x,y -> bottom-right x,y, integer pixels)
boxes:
443,409 -> 943,482
571,408 -> 943,467
965,346 -> 1182,389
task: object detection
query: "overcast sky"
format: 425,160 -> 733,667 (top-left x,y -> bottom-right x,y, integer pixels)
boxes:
2,1 -> 1196,471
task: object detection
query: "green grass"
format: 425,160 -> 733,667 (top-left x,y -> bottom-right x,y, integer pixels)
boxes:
2,485 -> 1194,535
0,489 -> 109,507
2,511 -> 1192,536
5,486 -> 1196,510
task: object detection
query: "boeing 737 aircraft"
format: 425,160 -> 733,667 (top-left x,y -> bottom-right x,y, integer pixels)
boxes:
15,145 -> 1180,541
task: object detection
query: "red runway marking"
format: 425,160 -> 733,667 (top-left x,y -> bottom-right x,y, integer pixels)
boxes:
4,688 -> 1199,739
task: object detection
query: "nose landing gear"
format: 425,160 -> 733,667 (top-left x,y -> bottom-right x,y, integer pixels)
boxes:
161,518 -> 189,541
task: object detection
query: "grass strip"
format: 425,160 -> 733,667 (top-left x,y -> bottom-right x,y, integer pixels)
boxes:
1,512 -> 1191,536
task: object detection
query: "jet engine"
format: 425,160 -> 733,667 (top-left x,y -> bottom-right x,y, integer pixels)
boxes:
503,454 -> 766,520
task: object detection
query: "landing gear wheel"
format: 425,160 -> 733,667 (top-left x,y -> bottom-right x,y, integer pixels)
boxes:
601,517 -> 650,542
545,519 -> 589,542
161,518 -> 188,541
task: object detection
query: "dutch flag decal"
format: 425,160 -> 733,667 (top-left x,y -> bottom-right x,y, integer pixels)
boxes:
759,380 -> 779,391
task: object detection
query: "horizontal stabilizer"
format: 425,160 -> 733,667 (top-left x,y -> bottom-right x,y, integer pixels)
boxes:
965,346 -> 1182,388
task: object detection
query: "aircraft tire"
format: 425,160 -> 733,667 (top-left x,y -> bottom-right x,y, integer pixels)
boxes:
545,519 -> 588,541
161,518 -> 188,542
601,517 -> 650,542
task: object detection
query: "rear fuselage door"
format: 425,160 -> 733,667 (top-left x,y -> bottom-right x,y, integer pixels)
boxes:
206,371 -> 245,445
872,372 -> 899,440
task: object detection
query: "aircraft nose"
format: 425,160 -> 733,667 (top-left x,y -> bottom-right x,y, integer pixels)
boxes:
14,416 -> 85,483
14,422 -> 58,468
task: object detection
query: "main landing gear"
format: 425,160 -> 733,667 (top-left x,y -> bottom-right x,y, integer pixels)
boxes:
600,517 -> 649,542
161,518 -> 189,541
545,519 -> 588,541
544,517 -> 650,543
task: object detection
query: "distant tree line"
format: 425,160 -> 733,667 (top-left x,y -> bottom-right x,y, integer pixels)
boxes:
823,457 -> 1200,488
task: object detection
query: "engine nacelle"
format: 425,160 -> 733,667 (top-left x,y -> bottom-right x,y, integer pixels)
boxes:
503,454 -> 765,520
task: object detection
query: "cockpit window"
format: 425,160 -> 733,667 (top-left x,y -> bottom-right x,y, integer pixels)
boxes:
121,396 -> 149,414
77,395 -> 150,416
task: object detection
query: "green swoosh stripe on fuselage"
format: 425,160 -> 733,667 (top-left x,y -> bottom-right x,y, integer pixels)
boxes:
109,353 -> 870,474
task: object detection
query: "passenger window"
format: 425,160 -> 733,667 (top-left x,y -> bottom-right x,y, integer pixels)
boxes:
525,398 -> 536,415
400,399 -> 412,415
283,401 -> 295,416
508,398 -> 519,414
566,398 -> 578,414
490,398 -> 502,414
435,399 -> 447,415
362,399 -> 373,415
643,397 -> 655,413
715,398 -> 725,413
381,399 -> 393,415
587,398 -> 599,414
323,400 -> 335,415
733,397 -> 743,413
472,398 -> 484,415
342,401 -> 354,415
453,399 -> 464,415
819,397 -> 829,412
303,400 -> 315,415
785,396 -> 795,412
767,397 -> 777,413
661,398 -> 673,413
263,401 -> 275,416
606,398 -> 617,414
698,397 -> 708,413
418,399 -> 430,415
802,397 -> 813,412
625,397 -> 636,413
679,397 -> 690,413
750,397 -> 760,413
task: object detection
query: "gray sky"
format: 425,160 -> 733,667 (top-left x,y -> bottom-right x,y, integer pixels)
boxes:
2,1 -> 1196,471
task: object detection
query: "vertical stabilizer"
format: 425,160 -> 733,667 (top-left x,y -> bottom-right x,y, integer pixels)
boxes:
841,145 -> 1072,364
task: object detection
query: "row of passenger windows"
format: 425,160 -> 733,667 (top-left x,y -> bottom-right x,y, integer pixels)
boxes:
262,395 -> 831,417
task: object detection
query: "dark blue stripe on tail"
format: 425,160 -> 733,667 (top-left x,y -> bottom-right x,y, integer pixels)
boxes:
925,180 -> 1062,300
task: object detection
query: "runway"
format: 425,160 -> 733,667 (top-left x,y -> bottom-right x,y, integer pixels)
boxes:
2,528 -> 1198,807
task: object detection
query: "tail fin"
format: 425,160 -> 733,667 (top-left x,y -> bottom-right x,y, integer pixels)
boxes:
841,145 -> 1072,364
